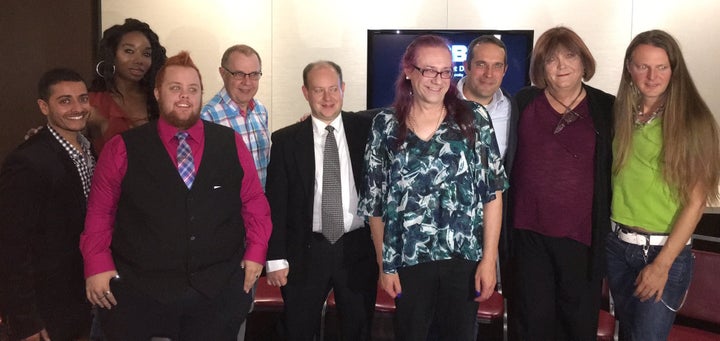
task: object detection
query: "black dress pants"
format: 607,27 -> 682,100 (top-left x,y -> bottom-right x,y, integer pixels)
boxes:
98,268 -> 252,341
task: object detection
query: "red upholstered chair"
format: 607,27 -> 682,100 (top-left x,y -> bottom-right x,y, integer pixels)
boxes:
596,309 -> 616,341
374,286 -> 396,313
668,250 -> 720,340
253,276 -> 284,311
597,278 -> 617,341
325,284 -> 396,313
476,290 -> 504,322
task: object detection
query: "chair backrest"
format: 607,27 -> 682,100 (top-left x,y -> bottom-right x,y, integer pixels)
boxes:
677,250 -> 720,324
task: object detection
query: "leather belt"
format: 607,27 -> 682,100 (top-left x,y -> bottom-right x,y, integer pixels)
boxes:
614,223 -> 691,246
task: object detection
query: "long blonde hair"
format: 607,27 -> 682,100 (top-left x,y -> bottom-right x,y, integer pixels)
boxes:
614,30 -> 720,205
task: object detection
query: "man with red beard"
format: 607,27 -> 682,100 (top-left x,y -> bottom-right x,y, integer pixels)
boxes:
0,68 -> 94,340
80,51 -> 271,340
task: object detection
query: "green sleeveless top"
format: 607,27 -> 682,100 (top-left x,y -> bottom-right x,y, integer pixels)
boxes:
612,119 -> 679,233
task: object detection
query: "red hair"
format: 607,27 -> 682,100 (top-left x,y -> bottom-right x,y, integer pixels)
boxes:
155,51 -> 203,90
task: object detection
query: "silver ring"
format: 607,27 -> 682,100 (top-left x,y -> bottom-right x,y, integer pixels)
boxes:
103,291 -> 111,296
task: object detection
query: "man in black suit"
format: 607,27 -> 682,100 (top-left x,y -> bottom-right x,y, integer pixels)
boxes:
0,68 -> 93,340
265,61 -> 377,340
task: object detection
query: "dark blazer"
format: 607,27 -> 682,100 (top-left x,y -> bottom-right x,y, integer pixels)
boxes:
0,128 -> 90,338
265,111 -> 376,287
498,89 -> 519,272
510,85 -> 614,279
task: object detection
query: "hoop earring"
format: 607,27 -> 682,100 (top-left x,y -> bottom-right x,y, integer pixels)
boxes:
95,60 -> 115,78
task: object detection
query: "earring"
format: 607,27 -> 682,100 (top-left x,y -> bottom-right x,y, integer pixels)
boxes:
95,60 -> 116,78
405,76 -> 409,80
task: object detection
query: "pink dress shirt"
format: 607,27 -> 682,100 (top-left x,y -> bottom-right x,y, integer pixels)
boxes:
80,117 -> 272,278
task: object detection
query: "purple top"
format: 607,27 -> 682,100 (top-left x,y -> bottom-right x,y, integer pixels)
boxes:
511,94 -> 595,245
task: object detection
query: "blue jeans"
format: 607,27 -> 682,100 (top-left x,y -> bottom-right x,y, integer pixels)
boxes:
605,231 -> 693,341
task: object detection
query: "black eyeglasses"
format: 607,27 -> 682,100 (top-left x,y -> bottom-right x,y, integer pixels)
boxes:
222,66 -> 262,81
412,65 -> 452,79
554,110 -> 581,134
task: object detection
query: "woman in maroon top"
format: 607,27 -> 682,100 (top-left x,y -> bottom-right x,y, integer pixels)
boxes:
507,26 -> 614,340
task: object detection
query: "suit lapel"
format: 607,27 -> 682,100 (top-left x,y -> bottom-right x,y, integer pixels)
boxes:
42,129 -> 88,207
293,119 -> 316,200
341,112 -> 366,195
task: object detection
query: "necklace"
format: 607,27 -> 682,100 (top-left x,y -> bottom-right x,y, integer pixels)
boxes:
546,87 -> 584,115
634,103 -> 665,126
409,106 -> 446,140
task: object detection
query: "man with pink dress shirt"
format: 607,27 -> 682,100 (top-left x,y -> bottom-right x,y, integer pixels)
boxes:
79,51 -> 271,340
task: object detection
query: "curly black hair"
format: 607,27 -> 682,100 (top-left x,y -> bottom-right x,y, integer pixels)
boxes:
90,18 -> 167,120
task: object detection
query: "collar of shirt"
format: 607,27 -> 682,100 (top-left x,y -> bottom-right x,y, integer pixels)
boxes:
219,87 -> 256,117
485,88 -> 507,114
46,124 -> 91,159
157,117 -> 205,169
310,113 -> 343,138
456,76 -> 506,108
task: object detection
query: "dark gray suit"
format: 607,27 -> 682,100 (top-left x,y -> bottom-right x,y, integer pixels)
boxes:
0,128 -> 91,340
265,111 -> 377,341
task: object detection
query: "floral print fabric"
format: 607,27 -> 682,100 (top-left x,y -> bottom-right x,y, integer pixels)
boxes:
359,102 -> 508,273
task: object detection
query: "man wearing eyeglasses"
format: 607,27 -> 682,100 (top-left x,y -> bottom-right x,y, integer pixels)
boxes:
202,44 -> 269,188
200,44 -> 269,341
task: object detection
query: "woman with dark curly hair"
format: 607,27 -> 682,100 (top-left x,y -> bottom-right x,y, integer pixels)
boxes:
88,18 -> 167,153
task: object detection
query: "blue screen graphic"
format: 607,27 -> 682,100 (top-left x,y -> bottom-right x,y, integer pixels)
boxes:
367,30 -> 534,109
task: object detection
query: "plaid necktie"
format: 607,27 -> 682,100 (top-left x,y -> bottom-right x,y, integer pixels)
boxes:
176,131 -> 195,189
321,125 -> 343,243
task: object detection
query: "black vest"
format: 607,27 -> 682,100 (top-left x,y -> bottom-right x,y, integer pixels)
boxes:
113,120 -> 245,303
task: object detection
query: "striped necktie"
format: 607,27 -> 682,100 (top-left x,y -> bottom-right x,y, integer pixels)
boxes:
176,131 -> 195,189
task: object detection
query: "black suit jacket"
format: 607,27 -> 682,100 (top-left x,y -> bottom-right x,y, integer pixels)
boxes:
0,128 -> 90,338
265,111 -> 376,287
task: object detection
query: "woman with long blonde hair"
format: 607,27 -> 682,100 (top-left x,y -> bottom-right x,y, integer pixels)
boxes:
607,29 -> 720,340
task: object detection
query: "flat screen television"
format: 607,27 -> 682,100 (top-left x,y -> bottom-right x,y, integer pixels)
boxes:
367,29 -> 534,109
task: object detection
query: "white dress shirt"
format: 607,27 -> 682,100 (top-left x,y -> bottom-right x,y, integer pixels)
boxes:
456,77 -> 511,158
266,114 -> 364,272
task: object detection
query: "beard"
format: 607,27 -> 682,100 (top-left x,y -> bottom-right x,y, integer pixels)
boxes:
162,109 -> 201,130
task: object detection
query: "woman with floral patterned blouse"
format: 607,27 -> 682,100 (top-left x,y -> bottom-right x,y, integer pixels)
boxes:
358,35 -> 508,340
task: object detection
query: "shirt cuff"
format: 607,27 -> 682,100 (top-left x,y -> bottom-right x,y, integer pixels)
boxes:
83,252 -> 116,278
266,259 -> 289,272
243,243 -> 268,265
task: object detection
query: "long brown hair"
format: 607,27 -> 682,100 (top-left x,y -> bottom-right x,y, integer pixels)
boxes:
614,30 -> 720,205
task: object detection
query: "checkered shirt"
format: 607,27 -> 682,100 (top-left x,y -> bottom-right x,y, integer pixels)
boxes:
201,88 -> 270,188
47,125 -> 95,198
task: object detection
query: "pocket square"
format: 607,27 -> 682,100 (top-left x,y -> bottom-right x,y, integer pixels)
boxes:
213,185 -> 222,189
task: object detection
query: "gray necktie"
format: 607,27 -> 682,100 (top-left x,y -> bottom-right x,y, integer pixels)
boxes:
322,125 -> 343,243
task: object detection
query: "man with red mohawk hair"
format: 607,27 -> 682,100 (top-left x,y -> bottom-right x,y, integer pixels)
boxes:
80,51 -> 272,340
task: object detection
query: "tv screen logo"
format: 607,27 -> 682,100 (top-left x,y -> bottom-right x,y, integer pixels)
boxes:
451,44 -> 468,77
